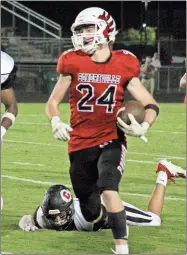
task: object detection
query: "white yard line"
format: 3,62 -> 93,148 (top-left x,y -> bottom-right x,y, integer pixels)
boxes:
16,122 -> 49,126
128,152 -> 185,160
1,175 -> 71,188
126,159 -> 156,164
149,130 -> 185,135
18,114 -> 44,117
12,162 -> 45,167
2,175 -> 185,202
4,139 -> 186,160
4,139 -> 63,147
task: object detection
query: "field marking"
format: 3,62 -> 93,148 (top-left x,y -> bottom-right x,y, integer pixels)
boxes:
14,122 -> 186,135
12,162 -> 45,167
2,175 -> 185,202
16,122 -> 49,126
18,114 -> 44,117
126,159 -> 156,164
128,152 -> 185,160
4,139 -> 186,160
149,130 -> 185,135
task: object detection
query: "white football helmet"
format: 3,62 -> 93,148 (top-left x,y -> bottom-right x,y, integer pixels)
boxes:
71,7 -> 118,54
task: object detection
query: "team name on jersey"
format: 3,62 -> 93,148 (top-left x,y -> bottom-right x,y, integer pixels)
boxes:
78,73 -> 121,84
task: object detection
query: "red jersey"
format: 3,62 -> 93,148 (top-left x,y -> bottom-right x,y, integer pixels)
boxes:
57,49 -> 140,153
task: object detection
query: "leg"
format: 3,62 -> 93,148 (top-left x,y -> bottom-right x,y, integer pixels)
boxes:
148,159 -> 186,216
69,147 -> 102,222
98,140 -> 129,254
147,179 -> 165,216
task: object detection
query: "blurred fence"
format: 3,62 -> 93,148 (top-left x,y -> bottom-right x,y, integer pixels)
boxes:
1,36 -> 186,64
1,1 -> 62,38
14,64 -> 186,103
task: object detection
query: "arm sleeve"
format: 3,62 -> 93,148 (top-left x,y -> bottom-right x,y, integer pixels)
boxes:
1,65 -> 17,90
33,206 -> 46,229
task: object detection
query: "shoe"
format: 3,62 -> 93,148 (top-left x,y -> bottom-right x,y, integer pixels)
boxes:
111,225 -> 129,254
111,247 -> 129,254
156,159 -> 186,182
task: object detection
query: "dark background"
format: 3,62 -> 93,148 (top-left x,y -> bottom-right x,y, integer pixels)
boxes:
20,1 -> 186,38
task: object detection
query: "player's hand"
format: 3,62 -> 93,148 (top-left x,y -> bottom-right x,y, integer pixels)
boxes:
1,126 -> 7,142
51,116 -> 73,141
19,215 -> 38,232
117,114 -> 150,142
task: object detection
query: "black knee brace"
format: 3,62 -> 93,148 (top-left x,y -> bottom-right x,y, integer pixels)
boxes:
107,209 -> 128,240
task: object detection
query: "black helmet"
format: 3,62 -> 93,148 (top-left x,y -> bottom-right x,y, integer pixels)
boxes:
42,184 -> 75,230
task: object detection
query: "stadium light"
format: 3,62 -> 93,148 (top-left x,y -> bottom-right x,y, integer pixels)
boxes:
142,23 -> 146,28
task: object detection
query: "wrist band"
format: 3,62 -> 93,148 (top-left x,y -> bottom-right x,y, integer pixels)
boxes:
51,116 -> 61,125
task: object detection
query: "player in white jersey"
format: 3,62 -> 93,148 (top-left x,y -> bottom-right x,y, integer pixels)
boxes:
1,51 -> 18,142
19,159 -> 186,232
1,51 -> 18,210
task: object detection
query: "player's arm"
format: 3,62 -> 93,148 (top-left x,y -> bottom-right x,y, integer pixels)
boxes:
127,77 -> 158,125
19,214 -> 38,232
1,87 -> 18,140
45,73 -> 73,141
117,77 -> 159,141
19,206 -> 45,231
179,73 -> 186,88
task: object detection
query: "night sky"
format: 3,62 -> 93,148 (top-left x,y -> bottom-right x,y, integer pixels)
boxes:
18,1 -> 186,38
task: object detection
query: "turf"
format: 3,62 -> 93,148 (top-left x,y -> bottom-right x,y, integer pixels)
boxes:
1,103 -> 186,254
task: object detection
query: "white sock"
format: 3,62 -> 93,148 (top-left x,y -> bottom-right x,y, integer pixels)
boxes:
156,171 -> 167,187
115,244 -> 129,254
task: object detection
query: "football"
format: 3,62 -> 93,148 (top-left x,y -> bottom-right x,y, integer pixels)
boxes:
117,100 -> 145,125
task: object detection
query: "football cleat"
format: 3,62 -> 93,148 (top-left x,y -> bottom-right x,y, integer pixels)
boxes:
156,159 -> 186,182
111,225 -> 129,254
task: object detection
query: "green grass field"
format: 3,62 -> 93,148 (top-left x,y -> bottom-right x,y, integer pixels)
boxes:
1,103 -> 186,254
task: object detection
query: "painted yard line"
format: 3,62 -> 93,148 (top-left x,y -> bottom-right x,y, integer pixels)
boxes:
4,139 -> 63,147
10,160 -> 156,167
16,122 -> 49,126
128,152 -> 185,160
15,122 -> 186,135
120,192 -> 186,201
2,175 -> 185,202
149,130 -> 185,135
12,162 -> 45,167
2,175 -> 71,188
1,252 -> 13,254
4,139 -> 186,160
126,159 -> 156,164
18,114 -> 44,117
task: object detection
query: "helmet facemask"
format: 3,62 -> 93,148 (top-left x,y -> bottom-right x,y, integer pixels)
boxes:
71,21 -> 109,55
42,185 -> 75,231
45,201 -> 75,230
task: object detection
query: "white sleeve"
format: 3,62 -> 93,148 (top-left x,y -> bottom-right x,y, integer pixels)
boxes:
73,198 -> 94,231
33,206 -> 48,229
1,51 -> 14,84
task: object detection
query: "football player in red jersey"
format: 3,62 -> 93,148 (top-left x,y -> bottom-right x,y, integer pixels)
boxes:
46,7 -> 159,254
